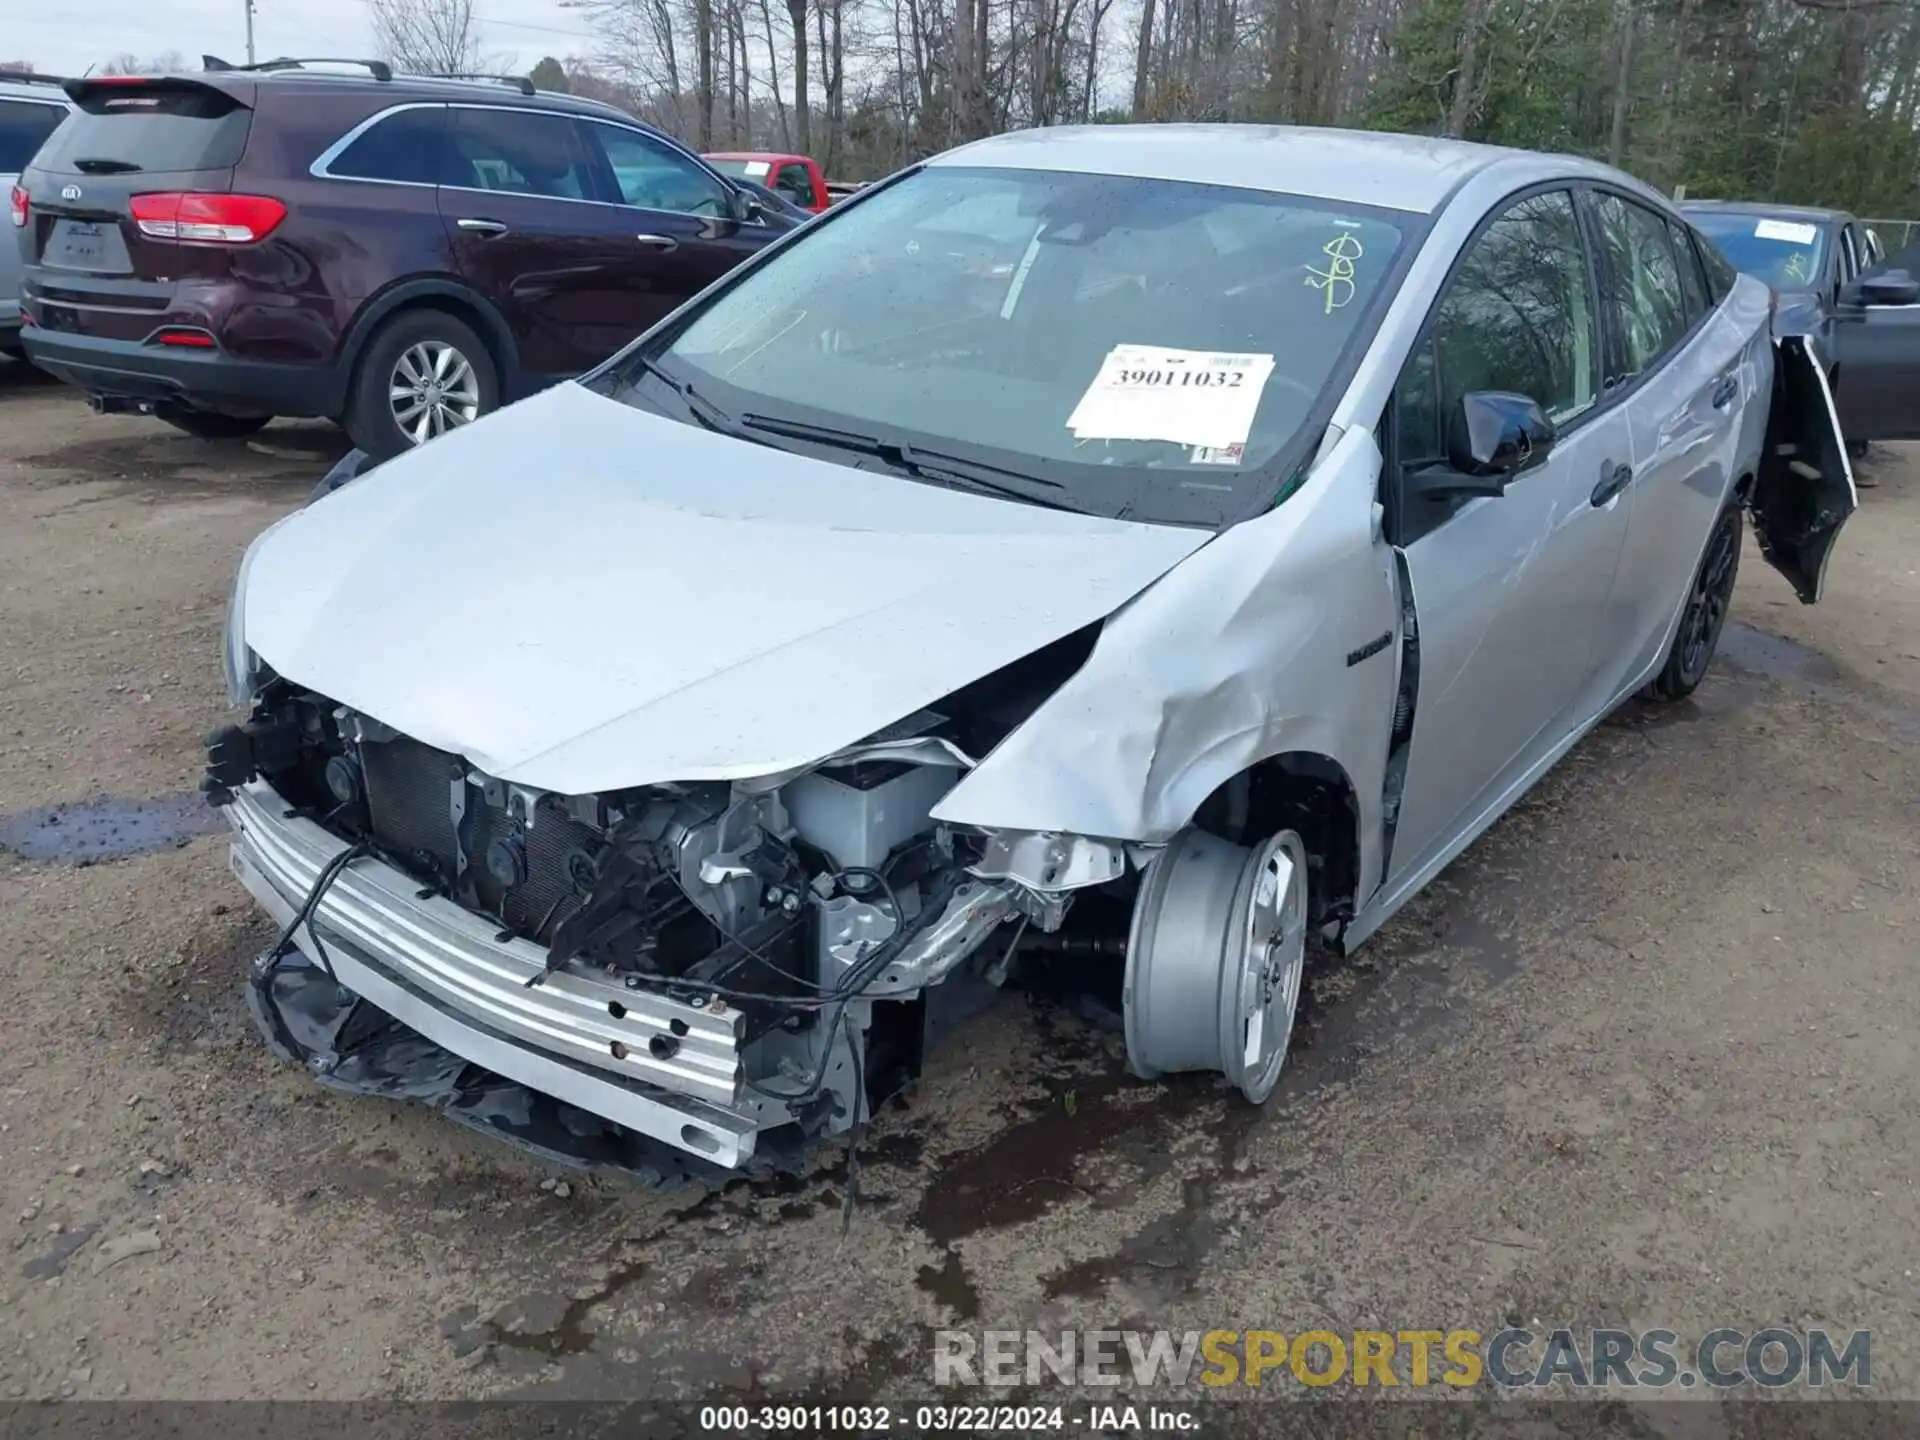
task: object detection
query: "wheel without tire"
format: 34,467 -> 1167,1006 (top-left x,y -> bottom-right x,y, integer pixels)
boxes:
1122,827 -> 1310,1103
1650,504 -> 1741,701
345,309 -> 497,460
154,406 -> 271,441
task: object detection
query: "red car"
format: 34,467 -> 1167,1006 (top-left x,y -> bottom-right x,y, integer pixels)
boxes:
704,152 -> 831,213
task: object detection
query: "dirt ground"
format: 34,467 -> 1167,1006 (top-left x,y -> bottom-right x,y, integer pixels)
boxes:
1,354 -> 1917,1415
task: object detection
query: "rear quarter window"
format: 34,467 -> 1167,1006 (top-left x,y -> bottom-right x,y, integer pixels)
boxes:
0,98 -> 68,173
34,82 -> 252,175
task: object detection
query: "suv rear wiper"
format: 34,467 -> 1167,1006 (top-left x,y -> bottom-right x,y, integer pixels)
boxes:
737,414 -> 1074,509
71,158 -> 142,174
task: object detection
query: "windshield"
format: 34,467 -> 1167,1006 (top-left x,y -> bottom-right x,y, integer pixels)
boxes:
1688,211 -> 1829,292
606,165 -> 1409,526
707,157 -> 769,181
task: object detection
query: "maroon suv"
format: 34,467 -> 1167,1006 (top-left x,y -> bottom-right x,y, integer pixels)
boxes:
11,62 -> 798,457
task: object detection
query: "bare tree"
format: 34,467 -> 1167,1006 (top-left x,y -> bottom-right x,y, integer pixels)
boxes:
100,50 -> 190,76
369,0 -> 490,73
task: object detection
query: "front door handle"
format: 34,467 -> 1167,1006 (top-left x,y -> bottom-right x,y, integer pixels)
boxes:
1710,374 -> 1739,409
1592,460 -> 1634,507
455,217 -> 509,236
634,233 -> 680,251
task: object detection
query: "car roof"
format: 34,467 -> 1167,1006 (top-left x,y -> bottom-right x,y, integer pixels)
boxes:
1680,199 -> 1850,223
707,151 -> 806,163
74,66 -> 633,122
933,123 -> 1640,215
0,72 -> 74,104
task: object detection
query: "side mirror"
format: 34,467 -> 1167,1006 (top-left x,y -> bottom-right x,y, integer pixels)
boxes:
729,184 -> 767,224
1407,391 -> 1556,502
1857,269 -> 1920,307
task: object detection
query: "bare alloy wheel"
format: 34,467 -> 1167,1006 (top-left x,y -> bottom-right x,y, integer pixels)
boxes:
1122,827 -> 1312,1103
1651,504 -> 1742,701
390,340 -> 482,445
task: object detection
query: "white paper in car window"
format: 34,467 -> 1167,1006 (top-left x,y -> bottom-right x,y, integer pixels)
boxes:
1067,345 -> 1276,450
744,160 -> 771,177
1755,219 -> 1820,245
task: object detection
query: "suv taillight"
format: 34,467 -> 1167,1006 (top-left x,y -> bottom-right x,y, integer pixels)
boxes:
8,185 -> 26,229
130,192 -> 287,245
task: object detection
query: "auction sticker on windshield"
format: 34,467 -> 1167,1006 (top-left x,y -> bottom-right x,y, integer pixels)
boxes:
1754,219 -> 1820,245
1068,345 -> 1277,450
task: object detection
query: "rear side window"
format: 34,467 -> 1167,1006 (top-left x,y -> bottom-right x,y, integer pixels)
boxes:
0,99 -> 67,173
35,81 -> 251,175
447,107 -> 591,200
1694,229 -> 1739,301
1667,219 -> 1712,321
1591,193 -> 1689,381
326,106 -> 453,186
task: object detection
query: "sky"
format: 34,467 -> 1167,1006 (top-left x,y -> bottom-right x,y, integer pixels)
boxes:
2,0 -> 601,77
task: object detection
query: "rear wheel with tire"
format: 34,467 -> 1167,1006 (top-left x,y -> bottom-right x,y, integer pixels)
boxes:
154,406 -> 271,441
345,309 -> 498,461
1649,504 -> 1741,701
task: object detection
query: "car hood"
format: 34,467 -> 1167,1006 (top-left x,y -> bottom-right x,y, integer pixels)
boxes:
242,382 -> 1209,795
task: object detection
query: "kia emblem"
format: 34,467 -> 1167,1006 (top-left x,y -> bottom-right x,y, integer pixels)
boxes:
60,184 -> 81,201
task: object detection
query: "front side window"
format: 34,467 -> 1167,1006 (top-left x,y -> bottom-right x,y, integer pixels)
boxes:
1401,187 -> 1598,457
1593,193 -> 1689,379
327,106 -> 452,185
447,108 -> 591,200
608,166 -> 1409,526
0,99 -> 66,174
587,123 -> 730,217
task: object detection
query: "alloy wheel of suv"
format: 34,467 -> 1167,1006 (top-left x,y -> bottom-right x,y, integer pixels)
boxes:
391,340 -> 482,441
346,310 -> 499,461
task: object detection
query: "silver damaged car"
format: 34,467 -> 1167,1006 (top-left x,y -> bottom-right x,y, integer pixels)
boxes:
207,125 -> 1854,1175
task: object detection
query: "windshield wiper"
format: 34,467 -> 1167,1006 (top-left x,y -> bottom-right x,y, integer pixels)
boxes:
736,414 -> 1075,509
72,158 -> 141,174
628,355 -> 757,442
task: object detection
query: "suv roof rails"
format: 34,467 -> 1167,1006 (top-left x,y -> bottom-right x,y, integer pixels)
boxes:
0,69 -> 72,88
420,72 -> 537,95
243,57 -> 395,81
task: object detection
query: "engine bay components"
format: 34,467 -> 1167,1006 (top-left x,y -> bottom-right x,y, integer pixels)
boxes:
214,671 -> 1321,1175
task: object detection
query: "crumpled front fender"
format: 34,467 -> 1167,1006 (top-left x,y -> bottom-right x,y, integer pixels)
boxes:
932,424 -> 1399,900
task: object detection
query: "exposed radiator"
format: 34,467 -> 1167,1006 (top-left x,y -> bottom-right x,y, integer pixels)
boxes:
356,734 -> 604,943
359,734 -> 461,881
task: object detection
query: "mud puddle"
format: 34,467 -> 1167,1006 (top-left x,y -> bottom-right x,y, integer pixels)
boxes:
0,791 -> 224,864
1721,621 -> 1920,739
20,424 -> 343,508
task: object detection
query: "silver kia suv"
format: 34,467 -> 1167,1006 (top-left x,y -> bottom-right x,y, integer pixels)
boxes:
1,72 -> 72,357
